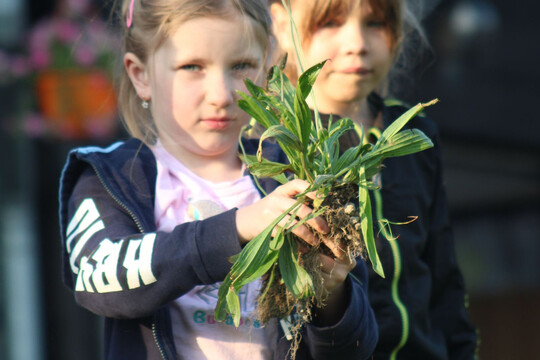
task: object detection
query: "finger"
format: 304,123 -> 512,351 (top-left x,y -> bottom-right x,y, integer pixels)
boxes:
290,223 -> 320,247
304,189 -> 322,202
275,181 -> 330,234
319,254 -> 356,279
319,236 -> 346,259
277,179 -> 310,197
276,213 -> 320,247
296,239 -> 310,254
276,213 -> 295,231
294,203 -> 330,234
317,254 -> 355,293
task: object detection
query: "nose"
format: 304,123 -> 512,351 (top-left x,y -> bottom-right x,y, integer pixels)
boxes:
341,19 -> 368,55
206,72 -> 234,108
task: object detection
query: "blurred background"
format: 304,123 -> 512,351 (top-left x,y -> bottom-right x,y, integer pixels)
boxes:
0,0 -> 538,359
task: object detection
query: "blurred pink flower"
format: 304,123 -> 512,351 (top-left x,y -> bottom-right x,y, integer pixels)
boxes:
6,6 -> 119,140
74,44 -> 96,66
29,21 -> 53,52
54,19 -> 80,44
30,49 -> 51,69
66,0 -> 91,15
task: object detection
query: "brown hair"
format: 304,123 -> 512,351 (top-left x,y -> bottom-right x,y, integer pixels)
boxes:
115,0 -> 272,144
271,0 -> 426,93
289,0 -> 402,48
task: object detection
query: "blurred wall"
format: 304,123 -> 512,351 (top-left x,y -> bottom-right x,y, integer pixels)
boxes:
402,1 -> 540,359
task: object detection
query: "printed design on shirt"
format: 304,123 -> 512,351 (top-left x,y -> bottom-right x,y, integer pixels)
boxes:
192,310 -> 263,329
66,198 -> 157,293
188,283 -> 263,329
187,198 -> 225,220
184,198 -> 264,327
193,283 -> 221,304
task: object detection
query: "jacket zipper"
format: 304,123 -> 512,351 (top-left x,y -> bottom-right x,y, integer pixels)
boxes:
90,163 -> 169,359
373,187 -> 410,360
152,322 -> 168,360
90,164 -> 145,234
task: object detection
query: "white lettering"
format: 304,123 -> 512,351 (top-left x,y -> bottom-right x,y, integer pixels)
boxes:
91,239 -> 123,293
66,199 -> 105,274
123,234 -> 158,289
75,256 -> 95,292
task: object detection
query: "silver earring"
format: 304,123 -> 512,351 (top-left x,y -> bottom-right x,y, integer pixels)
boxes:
141,99 -> 149,109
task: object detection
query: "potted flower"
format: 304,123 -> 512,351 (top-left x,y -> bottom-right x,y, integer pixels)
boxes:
15,0 -> 120,140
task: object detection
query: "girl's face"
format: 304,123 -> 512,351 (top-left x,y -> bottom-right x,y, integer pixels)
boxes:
282,2 -> 395,115
145,14 -> 265,160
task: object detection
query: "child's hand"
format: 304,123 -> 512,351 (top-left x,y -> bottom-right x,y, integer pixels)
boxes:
319,245 -> 356,294
235,179 -> 329,246
312,238 -> 357,326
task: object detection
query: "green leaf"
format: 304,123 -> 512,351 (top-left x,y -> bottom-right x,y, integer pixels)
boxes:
293,86 -> 312,151
215,277 -> 233,321
215,200 -> 303,323
246,160 -> 291,180
375,99 -> 438,150
226,290 -> 241,327
244,77 -> 266,98
235,248 -> 280,289
229,231 -> 275,285
278,235 -> 314,298
312,174 -> 335,188
260,125 -> 303,152
237,91 -> 279,129
327,118 -> 355,144
270,228 -> 286,251
333,146 -> 362,175
267,65 -> 296,115
363,129 -> 433,166
291,61 -> 327,151
296,60 -> 326,100
258,263 -> 277,303
374,130 -> 433,158
358,166 -> 385,278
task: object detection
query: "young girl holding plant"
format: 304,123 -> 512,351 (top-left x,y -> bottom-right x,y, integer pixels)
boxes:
58,0 -> 378,358
270,0 -> 478,358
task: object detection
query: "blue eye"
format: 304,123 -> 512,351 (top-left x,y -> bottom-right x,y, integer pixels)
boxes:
233,61 -> 257,72
234,62 -> 250,70
180,64 -> 200,71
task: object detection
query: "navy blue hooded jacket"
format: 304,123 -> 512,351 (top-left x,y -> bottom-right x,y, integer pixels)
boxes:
58,138 -> 378,359
321,93 -> 478,360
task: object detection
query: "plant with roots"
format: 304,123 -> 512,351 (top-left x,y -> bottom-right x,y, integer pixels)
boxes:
214,57 -> 437,349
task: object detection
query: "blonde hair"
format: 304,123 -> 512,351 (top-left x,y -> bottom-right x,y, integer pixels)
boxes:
271,0 -> 427,94
116,0 -> 272,144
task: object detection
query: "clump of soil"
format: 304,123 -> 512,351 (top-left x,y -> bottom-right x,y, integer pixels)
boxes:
318,182 -> 365,259
256,182 -> 365,357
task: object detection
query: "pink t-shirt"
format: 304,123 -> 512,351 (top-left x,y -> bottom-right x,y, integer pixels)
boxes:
150,144 -> 274,360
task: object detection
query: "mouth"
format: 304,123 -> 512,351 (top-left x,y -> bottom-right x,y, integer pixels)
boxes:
340,67 -> 373,76
201,117 -> 233,130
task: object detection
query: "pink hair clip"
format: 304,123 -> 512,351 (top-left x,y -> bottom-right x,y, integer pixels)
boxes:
126,0 -> 135,28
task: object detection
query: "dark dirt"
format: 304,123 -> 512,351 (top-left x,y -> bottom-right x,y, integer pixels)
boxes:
255,182 -> 365,358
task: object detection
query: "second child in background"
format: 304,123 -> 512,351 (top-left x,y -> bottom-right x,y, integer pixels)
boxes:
270,0 -> 478,359
58,0 -> 378,359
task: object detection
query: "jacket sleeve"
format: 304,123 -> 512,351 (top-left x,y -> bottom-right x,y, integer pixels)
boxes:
423,135 -> 479,359
62,165 -> 243,319
275,260 -> 378,360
